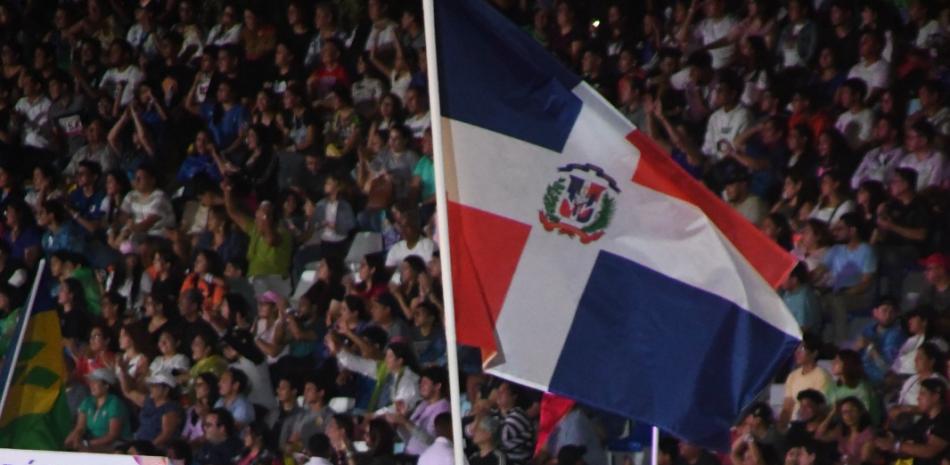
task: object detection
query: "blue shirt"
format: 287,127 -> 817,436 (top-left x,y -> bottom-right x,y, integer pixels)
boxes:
200,102 -> 249,149
177,153 -> 222,183
214,395 -> 255,426
781,285 -> 821,333
134,397 -> 182,442
41,220 -> 85,256
68,188 -> 105,221
861,322 -> 906,383
4,227 -> 42,261
822,243 -> 877,290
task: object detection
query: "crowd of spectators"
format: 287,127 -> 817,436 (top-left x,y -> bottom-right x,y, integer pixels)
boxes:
1,0 -> 950,465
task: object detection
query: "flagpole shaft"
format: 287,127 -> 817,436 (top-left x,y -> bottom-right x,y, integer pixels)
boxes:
651,426 -> 660,465
0,259 -> 46,418
422,1 -> 467,464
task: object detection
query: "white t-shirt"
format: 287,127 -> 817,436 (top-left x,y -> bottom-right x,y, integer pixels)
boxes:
99,65 -> 145,106
702,105 -> 752,159
835,108 -> 874,149
149,354 -> 191,377
696,15 -> 737,69
120,189 -> 177,235
898,150 -> 948,190
364,21 -> 398,52
14,96 -> 52,149
847,59 -> 891,95
386,237 -> 437,268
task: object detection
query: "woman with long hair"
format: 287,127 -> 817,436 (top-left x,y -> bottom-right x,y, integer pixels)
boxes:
825,349 -> 879,423
143,292 -> 176,348
346,252 -> 389,301
115,322 -> 152,397
182,372 -> 219,446
391,255 -> 426,319
101,169 -> 132,248
59,277 -> 92,355
816,397 -> 874,465
361,419 -> 397,465
809,170 -> 854,227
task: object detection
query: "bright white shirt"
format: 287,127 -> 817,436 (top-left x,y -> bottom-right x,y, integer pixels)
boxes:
120,189 -> 177,235
835,108 -> 874,149
695,15 -> 737,69
99,65 -> 145,106
386,237 -> 437,268
847,59 -> 891,95
898,150 -> 948,190
14,96 -> 52,149
418,437 -> 458,465
702,104 -> 751,159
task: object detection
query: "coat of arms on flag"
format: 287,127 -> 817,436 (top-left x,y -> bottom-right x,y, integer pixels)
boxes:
539,163 -> 619,244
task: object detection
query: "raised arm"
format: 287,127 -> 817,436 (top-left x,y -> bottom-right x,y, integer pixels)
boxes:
221,180 -> 252,233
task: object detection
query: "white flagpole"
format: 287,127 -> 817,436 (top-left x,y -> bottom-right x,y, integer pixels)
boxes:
421,1 -> 467,464
0,259 -> 46,416
651,427 -> 660,465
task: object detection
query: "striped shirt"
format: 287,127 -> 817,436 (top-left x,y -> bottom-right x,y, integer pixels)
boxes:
494,407 -> 535,465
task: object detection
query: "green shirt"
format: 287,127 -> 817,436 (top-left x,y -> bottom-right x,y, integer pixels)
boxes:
245,223 -> 293,278
412,156 -> 435,201
825,380 -> 881,424
79,393 -> 131,440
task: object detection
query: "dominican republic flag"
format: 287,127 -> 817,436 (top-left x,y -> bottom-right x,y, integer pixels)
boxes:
428,0 -> 802,449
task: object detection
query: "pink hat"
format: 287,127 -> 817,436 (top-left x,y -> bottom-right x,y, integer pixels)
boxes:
257,290 -> 281,304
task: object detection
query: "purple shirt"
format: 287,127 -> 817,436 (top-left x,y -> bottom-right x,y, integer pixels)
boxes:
404,398 -> 451,455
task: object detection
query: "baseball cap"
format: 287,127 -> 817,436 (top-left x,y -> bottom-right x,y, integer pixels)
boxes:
87,367 -> 118,386
920,253 -> 949,270
146,371 -> 177,389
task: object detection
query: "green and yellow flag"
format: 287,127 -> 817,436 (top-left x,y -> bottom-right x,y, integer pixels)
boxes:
0,262 -> 73,450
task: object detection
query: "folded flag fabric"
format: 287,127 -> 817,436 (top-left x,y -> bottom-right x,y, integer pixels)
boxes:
0,263 -> 72,450
430,0 -> 802,449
